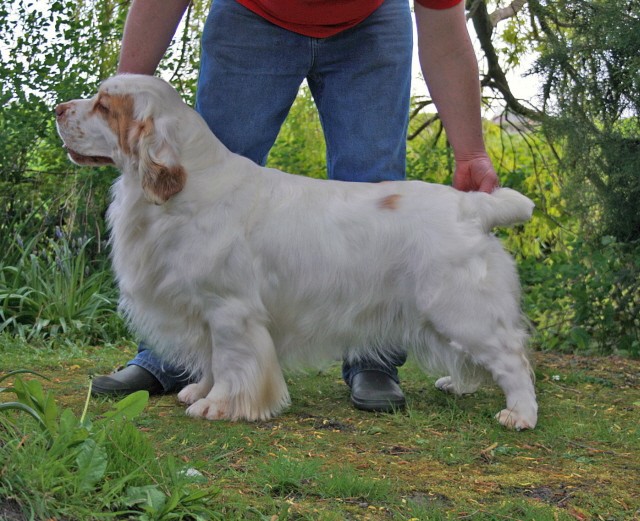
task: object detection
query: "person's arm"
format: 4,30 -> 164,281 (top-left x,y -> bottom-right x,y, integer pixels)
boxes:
414,1 -> 498,193
118,0 -> 191,74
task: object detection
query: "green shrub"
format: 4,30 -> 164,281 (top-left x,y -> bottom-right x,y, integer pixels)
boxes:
522,238 -> 640,357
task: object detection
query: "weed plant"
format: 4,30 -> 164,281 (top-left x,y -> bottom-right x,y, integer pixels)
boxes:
0,370 -> 219,520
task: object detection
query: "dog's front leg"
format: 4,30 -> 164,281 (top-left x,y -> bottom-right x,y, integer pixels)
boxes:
184,302 -> 290,422
178,371 -> 214,405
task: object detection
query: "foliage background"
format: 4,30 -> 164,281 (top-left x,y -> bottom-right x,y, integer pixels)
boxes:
0,0 -> 638,355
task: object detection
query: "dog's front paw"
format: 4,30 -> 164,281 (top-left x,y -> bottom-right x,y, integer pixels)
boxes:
186,398 -> 230,420
435,376 -> 479,395
178,383 -> 210,405
495,408 -> 537,430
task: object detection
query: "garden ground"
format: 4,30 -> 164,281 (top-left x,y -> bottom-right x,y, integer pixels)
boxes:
2,341 -> 639,520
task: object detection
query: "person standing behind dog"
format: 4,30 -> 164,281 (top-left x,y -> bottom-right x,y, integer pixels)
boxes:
92,0 -> 500,413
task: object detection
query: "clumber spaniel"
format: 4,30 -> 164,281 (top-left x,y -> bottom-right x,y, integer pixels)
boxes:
55,75 -> 538,429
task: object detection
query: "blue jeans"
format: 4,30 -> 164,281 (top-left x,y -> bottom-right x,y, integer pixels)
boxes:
128,342 -> 193,391
129,0 -> 412,391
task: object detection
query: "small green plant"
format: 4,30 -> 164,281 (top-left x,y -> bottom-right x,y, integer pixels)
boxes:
0,369 -> 52,431
0,370 -> 219,520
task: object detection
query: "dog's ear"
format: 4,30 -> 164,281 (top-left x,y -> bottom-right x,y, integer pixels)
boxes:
134,118 -> 186,205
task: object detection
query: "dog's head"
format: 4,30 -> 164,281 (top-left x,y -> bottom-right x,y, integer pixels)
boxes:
55,75 -> 188,204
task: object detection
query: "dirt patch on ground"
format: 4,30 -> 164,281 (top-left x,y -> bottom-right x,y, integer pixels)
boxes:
0,499 -> 26,521
505,483 -> 582,508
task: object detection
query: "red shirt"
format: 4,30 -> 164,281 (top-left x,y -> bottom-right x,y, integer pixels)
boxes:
236,0 -> 463,38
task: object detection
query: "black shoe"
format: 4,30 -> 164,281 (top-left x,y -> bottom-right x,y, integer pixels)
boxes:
350,370 -> 406,412
91,365 -> 164,396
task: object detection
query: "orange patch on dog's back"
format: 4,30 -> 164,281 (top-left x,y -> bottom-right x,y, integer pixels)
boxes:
378,194 -> 402,210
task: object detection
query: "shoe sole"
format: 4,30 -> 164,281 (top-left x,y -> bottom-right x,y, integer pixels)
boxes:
351,396 -> 406,413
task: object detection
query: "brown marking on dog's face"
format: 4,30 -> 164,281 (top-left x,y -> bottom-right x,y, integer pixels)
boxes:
128,118 -> 153,151
378,194 -> 402,210
59,83 -> 186,204
92,92 -> 135,155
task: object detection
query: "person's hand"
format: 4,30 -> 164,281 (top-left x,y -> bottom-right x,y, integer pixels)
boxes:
453,155 -> 499,193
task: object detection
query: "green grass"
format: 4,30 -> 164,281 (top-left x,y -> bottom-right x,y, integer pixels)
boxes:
1,339 -> 639,520
0,234 -> 124,342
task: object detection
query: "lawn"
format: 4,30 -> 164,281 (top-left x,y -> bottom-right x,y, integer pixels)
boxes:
1,339 -> 639,520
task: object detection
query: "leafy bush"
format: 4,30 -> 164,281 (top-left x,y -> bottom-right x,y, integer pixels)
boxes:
522,238 -> 640,357
567,239 -> 640,356
267,87 -> 327,179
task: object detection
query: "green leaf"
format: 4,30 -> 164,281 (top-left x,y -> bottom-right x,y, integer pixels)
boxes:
75,438 -> 108,491
182,487 -> 219,504
100,390 -> 149,422
59,408 -> 90,442
0,369 -> 49,385
0,401 -> 47,430
11,378 -> 42,407
42,390 -> 58,434
124,485 -> 168,513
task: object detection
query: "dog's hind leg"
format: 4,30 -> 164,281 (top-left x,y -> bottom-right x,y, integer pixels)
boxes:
185,303 -> 290,421
417,248 -> 537,429
411,329 -> 484,395
417,300 -> 537,429
489,346 -> 537,430
435,374 -> 481,395
463,331 -> 537,430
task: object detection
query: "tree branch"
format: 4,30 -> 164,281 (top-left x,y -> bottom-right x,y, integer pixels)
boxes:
489,0 -> 527,26
408,113 -> 440,141
470,0 -> 542,121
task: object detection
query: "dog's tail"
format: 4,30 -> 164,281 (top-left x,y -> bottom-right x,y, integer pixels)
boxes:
462,188 -> 535,232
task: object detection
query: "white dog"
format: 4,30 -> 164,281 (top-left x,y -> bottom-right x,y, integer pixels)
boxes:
55,75 -> 538,429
